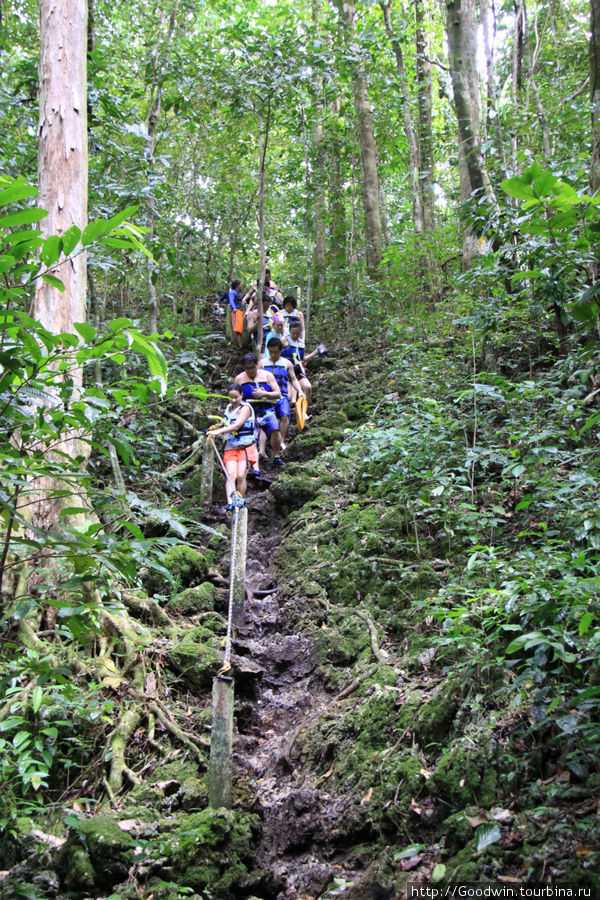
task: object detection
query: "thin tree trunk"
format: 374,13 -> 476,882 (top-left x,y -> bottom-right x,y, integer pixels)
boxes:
33,0 -> 88,532
256,96 -> 272,350
511,0 -> 525,167
415,0 -> 436,233
479,0 -> 507,172
447,0 -> 495,263
326,96 -> 346,273
334,0 -> 383,277
380,0 -> 423,234
591,0 -> 600,193
523,0 -> 552,160
146,0 -> 179,334
311,0 -> 327,302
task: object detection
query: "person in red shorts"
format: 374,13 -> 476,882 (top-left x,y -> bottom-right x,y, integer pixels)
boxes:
208,384 -> 259,501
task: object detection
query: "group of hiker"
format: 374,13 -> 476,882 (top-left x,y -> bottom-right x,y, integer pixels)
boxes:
209,271 -> 325,505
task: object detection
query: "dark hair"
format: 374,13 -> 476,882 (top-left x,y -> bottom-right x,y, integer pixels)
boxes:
227,383 -> 242,394
268,336 -> 283,350
283,295 -> 296,307
242,352 -> 258,366
289,318 -> 302,330
231,279 -> 241,290
265,268 -> 271,276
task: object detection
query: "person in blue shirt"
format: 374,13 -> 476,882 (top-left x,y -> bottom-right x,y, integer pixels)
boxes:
259,337 -> 304,451
217,279 -> 245,349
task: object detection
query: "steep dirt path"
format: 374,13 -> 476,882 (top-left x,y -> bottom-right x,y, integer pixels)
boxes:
211,362 -> 366,900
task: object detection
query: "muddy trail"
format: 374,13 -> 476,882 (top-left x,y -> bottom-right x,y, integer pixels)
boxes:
206,355 -> 369,900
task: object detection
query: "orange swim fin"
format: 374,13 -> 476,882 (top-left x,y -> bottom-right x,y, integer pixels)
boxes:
296,396 -> 308,431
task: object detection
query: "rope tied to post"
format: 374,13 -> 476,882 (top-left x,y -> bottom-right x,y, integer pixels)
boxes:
206,432 -> 245,680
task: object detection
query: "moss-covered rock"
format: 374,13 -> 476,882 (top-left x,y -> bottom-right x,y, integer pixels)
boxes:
413,682 -> 460,746
168,624 -> 222,687
124,759 -> 208,814
172,582 -> 216,615
429,730 -> 499,809
268,463 -> 324,511
164,545 -> 210,588
164,808 -> 260,899
58,815 -> 134,891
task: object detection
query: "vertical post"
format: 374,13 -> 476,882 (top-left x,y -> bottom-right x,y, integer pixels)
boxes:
231,506 -> 248,621
200,436 -> 214,506
208,676 -> 234,808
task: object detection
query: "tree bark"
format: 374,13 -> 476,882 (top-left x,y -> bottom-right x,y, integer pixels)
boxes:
446,0 -> 485,199
380,0 -> 423,234
479,0 -> 507,172
334,0 -> 383,278
311,0 -> 327,302
33,0 -> 88,531
146,0 -> 179,334
414,0 -> 436,233
592,0 -> 600,193
256,96 -> 272,350
522,0 -> 551,160
326,95 -> 346,273
511,0 -> 525,167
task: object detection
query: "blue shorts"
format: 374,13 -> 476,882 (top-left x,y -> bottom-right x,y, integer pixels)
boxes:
257,409 -> 280,436
275,397 -> 290,419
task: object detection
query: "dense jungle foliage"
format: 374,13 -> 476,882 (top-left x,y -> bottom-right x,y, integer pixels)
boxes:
0,0 -> 599,896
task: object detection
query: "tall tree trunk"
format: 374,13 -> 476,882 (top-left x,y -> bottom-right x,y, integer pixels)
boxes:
522,0 -> 552,160
415,0 -> 435,233
479,0 -> 508,173
256,97 -> 272,351
326,95 -> 346,274
591,0 -> 600,193
511,0 -> 525,167
33,0 -> 88,531
380,0 -> 423,234
311,0 -> 327,303
334,0 -> 383,278
146,0 -> 179,334
446,0 -> 490,264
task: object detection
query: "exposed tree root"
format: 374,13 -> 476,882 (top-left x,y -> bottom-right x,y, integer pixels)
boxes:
106,706 -> 142,797
357,610 -> 387,664
121,590 -> 173,628
149,700 -> 209,765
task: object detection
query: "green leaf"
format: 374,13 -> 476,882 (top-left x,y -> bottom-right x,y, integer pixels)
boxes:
104,205 -> 139,231
0,208 -> 47,228
0,183 -> 38,206
40,234 -> 61,266
431,863 -> 446,882
41,272 -> 65,291
74,322 -> 96,342
501,177 -> 535,201
475,822 -> 501,852
579,611 -> 593,636
31,685 -> 43,714
61,225 -> 81,256
394,843 -> 425,860
81,219 -> 106,246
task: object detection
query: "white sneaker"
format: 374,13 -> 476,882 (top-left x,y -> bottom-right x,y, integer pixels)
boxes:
280,442 -> 287,451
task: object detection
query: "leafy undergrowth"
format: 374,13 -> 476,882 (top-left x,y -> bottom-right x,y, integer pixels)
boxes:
1,302 -> 599,898
272,308 -> 600,890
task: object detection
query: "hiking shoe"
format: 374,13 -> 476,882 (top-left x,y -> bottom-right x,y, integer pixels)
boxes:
248,468 -> 261,479
273,457 -> 285,467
